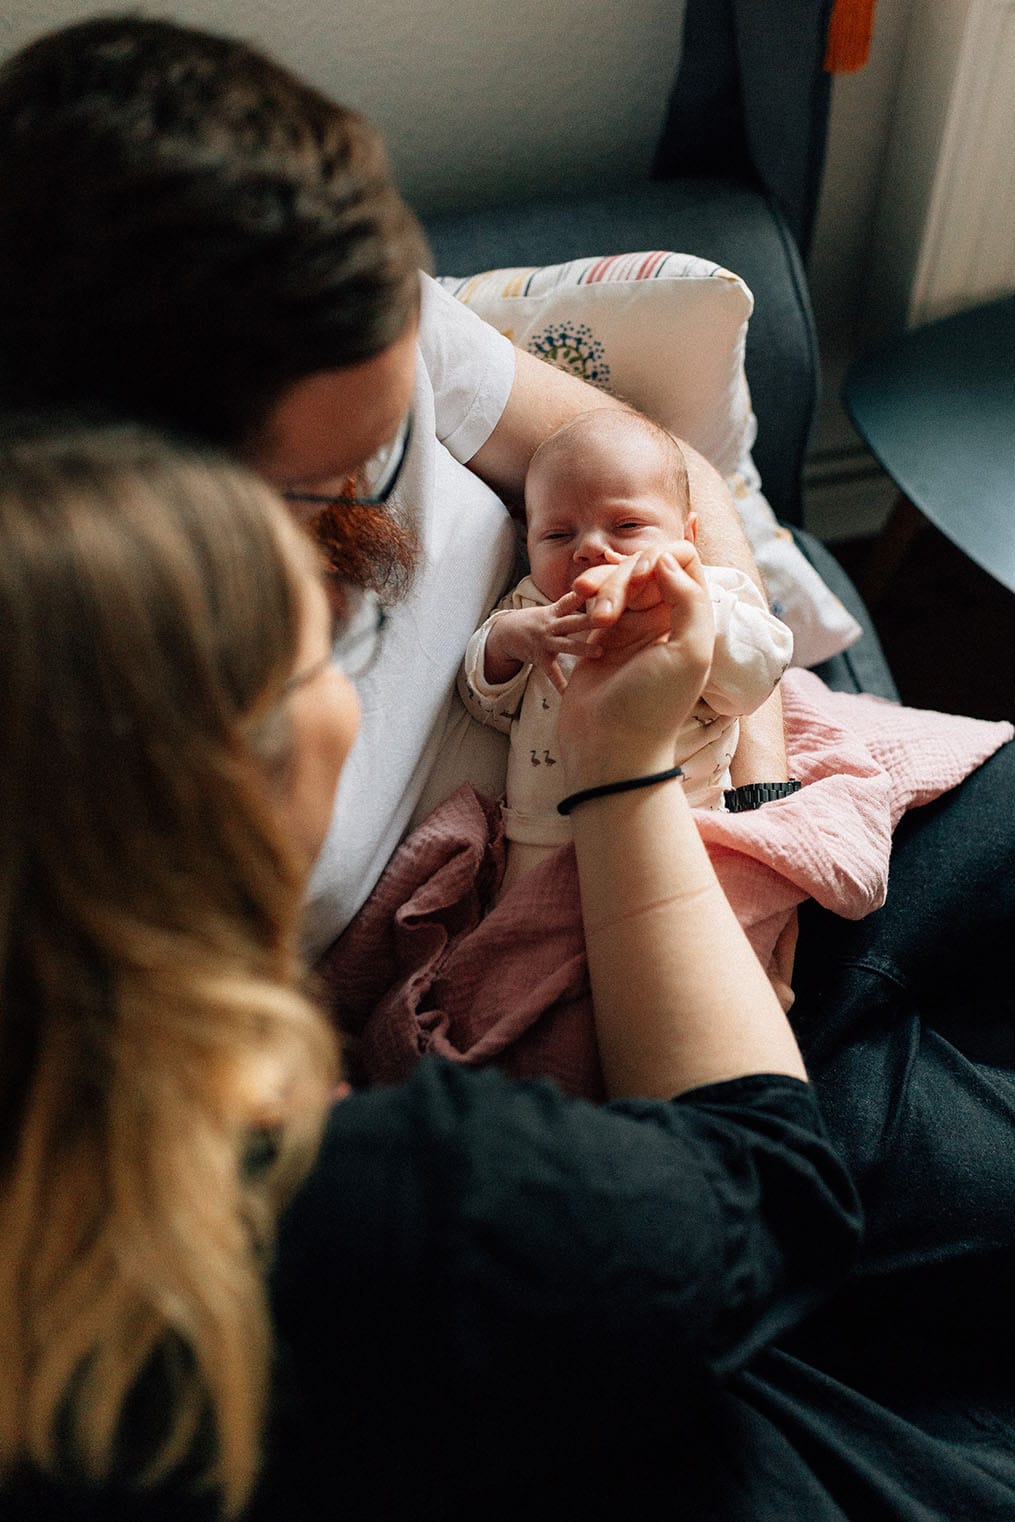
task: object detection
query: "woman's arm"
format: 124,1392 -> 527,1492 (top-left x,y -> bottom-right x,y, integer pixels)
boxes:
558,545 -> 806,1100
681,446 -> 790,780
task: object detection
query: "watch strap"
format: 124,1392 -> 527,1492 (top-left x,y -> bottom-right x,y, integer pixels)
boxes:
723,780 -> 801,813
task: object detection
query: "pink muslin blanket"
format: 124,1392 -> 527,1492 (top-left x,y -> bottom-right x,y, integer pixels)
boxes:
320,670 -> 1012,1100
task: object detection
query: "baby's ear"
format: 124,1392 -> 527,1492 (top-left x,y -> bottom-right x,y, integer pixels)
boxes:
685,511 -> 699,545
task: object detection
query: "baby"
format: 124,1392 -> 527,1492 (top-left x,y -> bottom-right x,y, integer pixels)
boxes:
458,410 -> 793,894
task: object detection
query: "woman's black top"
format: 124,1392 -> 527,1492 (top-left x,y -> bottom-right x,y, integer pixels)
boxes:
5,1055 -> 1015,1520
3,1059 -> 856,1518
11,736 -> 1015,1519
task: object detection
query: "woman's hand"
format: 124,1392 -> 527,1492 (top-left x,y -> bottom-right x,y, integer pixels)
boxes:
557,543 -> 715,788
560,541 -> 807,1099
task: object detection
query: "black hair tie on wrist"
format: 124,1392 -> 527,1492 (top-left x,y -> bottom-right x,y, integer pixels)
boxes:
557,765 -> 684,816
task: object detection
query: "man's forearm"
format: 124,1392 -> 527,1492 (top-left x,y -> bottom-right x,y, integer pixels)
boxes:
729,690 -> 789,785
465,346 -> 630,503
683,445 -> 788,779
683,444 -> 765,596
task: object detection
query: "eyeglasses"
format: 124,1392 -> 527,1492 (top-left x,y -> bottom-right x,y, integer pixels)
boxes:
333,590 -> 388,681
282,412 -> 413,512
283,589 -> 388,694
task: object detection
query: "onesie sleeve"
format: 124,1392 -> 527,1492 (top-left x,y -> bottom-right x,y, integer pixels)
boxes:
701,565 -> 795,718
457,610 -> 532,732
418,273 -> 517,463
457,579 -> 548,731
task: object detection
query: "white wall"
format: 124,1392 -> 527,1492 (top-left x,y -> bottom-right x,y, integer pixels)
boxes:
871,0 -> 1015,329
2,0 -> 917,337
810,0 -> 1015,340
1,0 -> 684,212
804,0 -> 1015,539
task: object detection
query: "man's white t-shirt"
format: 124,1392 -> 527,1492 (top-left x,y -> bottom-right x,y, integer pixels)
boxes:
302,275 -> 517,959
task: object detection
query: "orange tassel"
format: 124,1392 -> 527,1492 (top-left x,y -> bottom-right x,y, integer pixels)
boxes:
824,0 -> 877,73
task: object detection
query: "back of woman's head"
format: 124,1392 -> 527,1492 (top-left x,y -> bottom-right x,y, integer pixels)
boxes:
0,412 -> 310,971
0,416 -> 336,1512
0,14 -> 429,450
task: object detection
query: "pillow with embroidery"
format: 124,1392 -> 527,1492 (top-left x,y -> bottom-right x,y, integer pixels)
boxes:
439,252 -> 861,668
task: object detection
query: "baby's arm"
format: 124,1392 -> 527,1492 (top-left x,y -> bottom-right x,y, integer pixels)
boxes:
458,610 -> 526,733
701,567 -> 794,718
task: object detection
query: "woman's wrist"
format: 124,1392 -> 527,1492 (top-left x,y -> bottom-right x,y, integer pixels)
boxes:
557,765 -> 684,817
560,741 -> 677,797
570,776 -> 808,1097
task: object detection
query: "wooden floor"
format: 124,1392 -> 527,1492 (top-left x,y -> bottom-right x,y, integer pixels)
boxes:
833,523 -> 1015,724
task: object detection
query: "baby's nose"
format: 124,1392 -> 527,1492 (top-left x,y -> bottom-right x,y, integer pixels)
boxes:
573,528 -> 609,563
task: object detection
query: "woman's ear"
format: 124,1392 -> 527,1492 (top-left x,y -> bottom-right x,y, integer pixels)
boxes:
685,511 -> 699,545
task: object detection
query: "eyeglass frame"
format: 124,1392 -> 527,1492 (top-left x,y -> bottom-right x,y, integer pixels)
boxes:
281,411 -> 413,511
282,594 -> 389,694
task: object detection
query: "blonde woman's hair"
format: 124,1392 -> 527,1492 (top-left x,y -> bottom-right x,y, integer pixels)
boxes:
0,416 -> 339,1513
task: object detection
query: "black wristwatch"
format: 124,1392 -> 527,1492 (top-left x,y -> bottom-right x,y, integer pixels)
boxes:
723,780 -> 801,813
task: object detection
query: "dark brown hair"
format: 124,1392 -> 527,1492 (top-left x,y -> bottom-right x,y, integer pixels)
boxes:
0,16 -> 430,453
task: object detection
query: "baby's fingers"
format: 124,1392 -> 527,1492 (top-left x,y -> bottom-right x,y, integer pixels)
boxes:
549,633 -> 601,660
550,608 -> 597,633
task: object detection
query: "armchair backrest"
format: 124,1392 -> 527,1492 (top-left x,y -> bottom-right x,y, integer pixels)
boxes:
653,0 -> 836,261
424,0 -> 839,526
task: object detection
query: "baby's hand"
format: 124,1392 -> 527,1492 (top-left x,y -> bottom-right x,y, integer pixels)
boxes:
484,592 -> 599,693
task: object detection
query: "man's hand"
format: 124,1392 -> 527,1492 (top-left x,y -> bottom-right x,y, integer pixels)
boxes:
483,593 -> 599,693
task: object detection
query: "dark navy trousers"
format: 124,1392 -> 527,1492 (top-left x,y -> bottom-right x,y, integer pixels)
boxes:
791,736 -> 1015,1352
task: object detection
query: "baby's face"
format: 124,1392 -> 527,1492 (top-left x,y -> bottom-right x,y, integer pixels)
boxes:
526,448 -> 691,603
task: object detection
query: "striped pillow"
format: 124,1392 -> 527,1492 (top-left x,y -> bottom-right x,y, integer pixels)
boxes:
439,252 -> 861,668
440,250 -> 752,480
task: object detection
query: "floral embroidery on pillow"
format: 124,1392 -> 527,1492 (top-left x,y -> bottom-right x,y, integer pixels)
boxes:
528,321 -> 610,387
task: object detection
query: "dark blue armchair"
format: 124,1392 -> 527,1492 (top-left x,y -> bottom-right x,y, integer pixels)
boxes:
420,0 -> 897,701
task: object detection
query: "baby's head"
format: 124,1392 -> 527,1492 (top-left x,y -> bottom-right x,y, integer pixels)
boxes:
524,409 -> 696,602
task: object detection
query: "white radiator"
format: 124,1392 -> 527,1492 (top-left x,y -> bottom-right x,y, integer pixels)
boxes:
872,0 -> 1015,329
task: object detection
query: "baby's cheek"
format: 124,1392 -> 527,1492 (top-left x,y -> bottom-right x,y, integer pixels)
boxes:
539,554 -> 573,601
